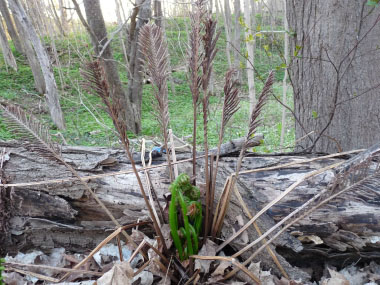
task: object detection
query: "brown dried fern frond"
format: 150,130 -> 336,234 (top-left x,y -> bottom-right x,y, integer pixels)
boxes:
188,0 -> 206,100
210,68 -> 240,238
0,104 -> 62,163
80,60 -> 127,138
211,71 -> 274,239
200,11 -> 221,238
81,60 -> 168,253
246,71 -> 274,147
188,0 -> 206,184
139,23 -> 173,181
188,7 -> 203,104
221,69 -> 240,133
139,23 -> 170,138
201,15 -> 220,91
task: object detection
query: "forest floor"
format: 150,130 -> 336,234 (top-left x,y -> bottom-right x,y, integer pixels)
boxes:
0,18 -> 294,153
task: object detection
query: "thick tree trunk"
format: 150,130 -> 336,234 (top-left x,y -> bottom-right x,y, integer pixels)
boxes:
81,0 -> 139,134
9,0 -> 65,130
126,0 -> 152,134
11,11 -> 46,94
0,19 -> 17,71
22,0 -> 47,37
0,0 -> 23,53
287,0 -> 380,153
1,140 -> 379,281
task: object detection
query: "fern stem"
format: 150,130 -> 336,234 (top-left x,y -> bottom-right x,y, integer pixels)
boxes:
169,186 -> 184,260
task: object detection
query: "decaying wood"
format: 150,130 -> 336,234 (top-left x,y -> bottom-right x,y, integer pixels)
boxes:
1,140 -> 380,282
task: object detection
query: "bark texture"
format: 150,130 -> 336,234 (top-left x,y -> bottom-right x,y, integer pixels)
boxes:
82,0 -> 139,134
126,0 -> 152,134
9,0 -> 65,130
0,0 -> 23,53
233,0 -> 242,81
154,0 -> 163,27
11,10 -> 46,94
287,0 -> 380,153
58,0 -> 68,32
244,0 -> 256,113
0,19 -> 17,71
223,0 -> 232,67
1,140 -> 380,281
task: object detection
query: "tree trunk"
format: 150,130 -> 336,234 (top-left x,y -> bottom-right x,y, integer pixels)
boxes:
215,0 -> 220,17
126,0 -> 152,134
287,0 -> 380,153
243,0 -> 256,113
22,0 -> 46,37
154,0 -> 163,27
233,0 -> 242,82
9,0 -> 65,130
114,0 -> 129,68
58,0 -> 69,32
11,10 -> 46,94
81,0 -> 139,134
222,0 -> 232,67
0,0 -> 23,53
280,0 -> 288,148
0,19 -> 17,71
49,0 -> 66,36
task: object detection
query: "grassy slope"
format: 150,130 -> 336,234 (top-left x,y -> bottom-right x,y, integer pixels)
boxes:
0,17 -> 294,153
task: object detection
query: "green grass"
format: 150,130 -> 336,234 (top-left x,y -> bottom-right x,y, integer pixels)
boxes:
0,17 -> 294,153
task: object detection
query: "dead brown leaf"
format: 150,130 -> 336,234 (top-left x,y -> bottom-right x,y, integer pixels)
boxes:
96,261 -> 134,285
194,239 -> 217,273
321,268 -> 350,285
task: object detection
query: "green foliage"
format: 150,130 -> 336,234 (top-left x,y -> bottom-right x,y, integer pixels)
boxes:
169,173 -> 202,260
0,257 -> 4,285
367,0 -> 379,6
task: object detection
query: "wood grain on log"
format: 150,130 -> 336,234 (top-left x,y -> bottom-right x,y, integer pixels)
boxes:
1,140 -> 380,281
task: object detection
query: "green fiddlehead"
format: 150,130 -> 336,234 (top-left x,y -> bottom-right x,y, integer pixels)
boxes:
169,173 -> 202,260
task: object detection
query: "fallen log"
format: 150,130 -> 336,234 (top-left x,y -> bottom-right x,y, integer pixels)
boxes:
1,140 -> 380,282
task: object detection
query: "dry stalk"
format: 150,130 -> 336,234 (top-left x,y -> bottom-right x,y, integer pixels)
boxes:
141,139 -> 162,226
169,129 -> 179,178
81,61 -> 167,253
216,161 -> 342,253
139,23 -> 174,181
5,262 -> 103,276
210,69 -> 240,238
190,255 -> 261,284
201,11 -> 220,240
211,71 -> 274,238
223,188 -> 326,280
188,0 -> 205,185
224,154 -> 380,279
5,267 -> 59,283
232,184 -> 289,278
